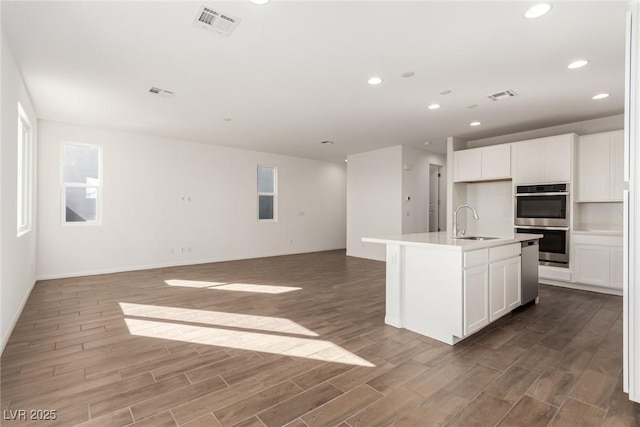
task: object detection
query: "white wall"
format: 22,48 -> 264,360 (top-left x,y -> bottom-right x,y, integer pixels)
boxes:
346,146 -> 402,261
1,33 -> 38,352
346,145 -> 445,260
447,137 -> 468,232
465,181 -> 514,237
401,146 -> 446,234
575,203 -> 624,232
36,120 -> 346,279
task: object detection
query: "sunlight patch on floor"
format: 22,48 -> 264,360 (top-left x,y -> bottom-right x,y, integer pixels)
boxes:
164,279 -> 226,288
119,302 -> 318,337
164,279 -> 301,294
124,318 -> 375,367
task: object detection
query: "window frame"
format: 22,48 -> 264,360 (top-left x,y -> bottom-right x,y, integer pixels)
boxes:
257,164 -> 277,222
61,141 -> 103,226
17,103 -> 33,237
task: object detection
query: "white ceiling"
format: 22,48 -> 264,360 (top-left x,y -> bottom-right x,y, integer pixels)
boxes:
2,1 -> 628,161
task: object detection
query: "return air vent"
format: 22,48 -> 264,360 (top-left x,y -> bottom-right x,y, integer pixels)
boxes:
488,90 -> 518,101
149,87 -> 174,98
193,5 -> 241,36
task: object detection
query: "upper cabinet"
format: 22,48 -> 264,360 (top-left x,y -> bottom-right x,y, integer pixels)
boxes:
514,134 -> 575,184
453,144 -> 511,183
577,130 -> 624,202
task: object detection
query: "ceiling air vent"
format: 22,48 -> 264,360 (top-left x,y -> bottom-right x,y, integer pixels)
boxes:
193,5 -> 241,36
488,90 -> 518,101
149,87 -> 174,98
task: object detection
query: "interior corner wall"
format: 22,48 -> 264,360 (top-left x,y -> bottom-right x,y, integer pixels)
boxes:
346,145 -> 402,261
401,146 -> 446,234
1,33 -> 38,353
36,120 -> 347,279
447,137 -> 468,232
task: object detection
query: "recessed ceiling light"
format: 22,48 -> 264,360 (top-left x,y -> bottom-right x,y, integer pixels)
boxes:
401,71 -> 415,78
470,121 -> 482,127
223,118 -> 232,122
568,59 -> 589,69
592,93 -> 610,100
367,77 -> 383,85
525,3 -> 552,19
250,0 -> 270,4
424,142 -> 431,145
428,104 -> 441,110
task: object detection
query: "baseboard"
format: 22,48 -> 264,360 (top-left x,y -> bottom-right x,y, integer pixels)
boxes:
1,278 -> 37,356
36,247 -> 347,281
539,278 -> 623,296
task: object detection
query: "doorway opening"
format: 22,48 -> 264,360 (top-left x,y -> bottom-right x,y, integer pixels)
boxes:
429,164 -> 443,232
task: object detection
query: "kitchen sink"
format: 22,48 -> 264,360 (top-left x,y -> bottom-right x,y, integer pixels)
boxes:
453,236 -> 498,240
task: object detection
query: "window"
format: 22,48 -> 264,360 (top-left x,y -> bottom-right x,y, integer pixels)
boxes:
257,165 -> 277,221
62,143 -> 101,224
17,103 -> 33,236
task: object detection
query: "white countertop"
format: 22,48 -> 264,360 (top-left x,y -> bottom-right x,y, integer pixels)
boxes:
362,231 -> 543,252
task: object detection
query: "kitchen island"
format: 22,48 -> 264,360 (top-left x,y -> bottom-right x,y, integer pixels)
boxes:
363,232 -> 542,345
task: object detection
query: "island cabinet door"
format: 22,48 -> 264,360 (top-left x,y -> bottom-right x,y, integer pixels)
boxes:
463,264 -> 489,336
489,256 -> 522,322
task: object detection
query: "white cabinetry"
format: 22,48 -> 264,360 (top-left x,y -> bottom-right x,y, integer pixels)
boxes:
488,244 -> 521,321
454,148 -> 482,182
573,245 -> 610,287
611,246 -> 624,289
454,144 -> 511,182
577,130 -> 624,202
489,257 -> 521,321
464,244 -> 521,333
366,235 -> 537,345
514,134 -> 574,184
573,233 -> 623,290
463,265 -> 489,336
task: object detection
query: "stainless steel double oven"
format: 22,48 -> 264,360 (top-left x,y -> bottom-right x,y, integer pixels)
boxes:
515,183 -> 570,267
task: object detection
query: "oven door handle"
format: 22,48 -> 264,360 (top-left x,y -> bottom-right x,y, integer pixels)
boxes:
515,225 -> 570,231
515,192 -> 569,197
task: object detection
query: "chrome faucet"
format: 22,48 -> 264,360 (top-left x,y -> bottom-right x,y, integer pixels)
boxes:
453,205 -> 479,237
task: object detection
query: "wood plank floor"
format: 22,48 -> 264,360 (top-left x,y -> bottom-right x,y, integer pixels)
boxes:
1,250 -> 639,426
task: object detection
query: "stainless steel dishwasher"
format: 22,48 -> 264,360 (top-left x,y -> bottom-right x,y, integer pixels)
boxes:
521,239 -> 540,305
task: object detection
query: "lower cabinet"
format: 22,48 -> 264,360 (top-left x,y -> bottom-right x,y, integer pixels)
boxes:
463,243 -> 522,336
463,265 -> 489,336
573,233 -> 623,290
573,244 -> 610,287
489,256 -> 522,321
